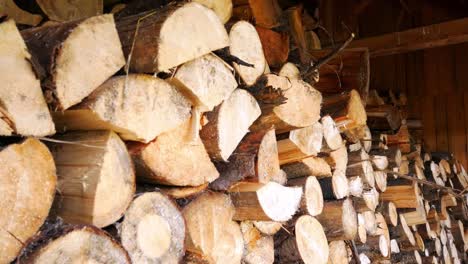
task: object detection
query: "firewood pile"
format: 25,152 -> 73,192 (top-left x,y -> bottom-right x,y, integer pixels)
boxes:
0,0 -> 466,263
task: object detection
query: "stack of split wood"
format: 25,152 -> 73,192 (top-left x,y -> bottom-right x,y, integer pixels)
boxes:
0,0 -> 466,264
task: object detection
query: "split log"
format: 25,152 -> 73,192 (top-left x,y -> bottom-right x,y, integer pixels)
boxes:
353,188 -> 379,212
277,122 -> 323,165
372,155 -> 389,170
369,146 -> 402,168
170,53 -> 237,111
183,192 -> 244,263
255,26 -> 289,67
0,0 -> 42,26
0,138 -> 56,264
0,19 -> 55,136
53,74 -> 191,143
318,171 -> 350,200
309,48 -> 370,103
324,144 -> 349,172
391,250 -> 422,264
249,74 -> 322,133
389,214 -> 416,249
17,225 -> 130,263
355,234 -> 390,261
248,0 -> 282,28
278,62 -> 300,79
450,220 -> 465,252
381,125 -> 410,153
276,215 -> 329,264
377,201 -> 398,227
287,176 -> 324,216
209,129 -> 279,190
374,171 -> 388,192
380,181 -> 420,208
425,238 -> 442,257
47,131 -> 135,228
193,0 -> 233,23
200,88 -> 261,161
281,156 -> 332,178
348,176 -> 364,197
116,2 -> 229,73
315,198 -> 357,241
361,211 -> 377,235
321,115 -> 343,151
37,0 -> 103,22
240,222 -> 274,264
229,21 -> 266,85
327,241 -> 350,264
22,14 -> 125,110
253,221 -> 282,236
321,89 -> 367,133
421,256 -> 438,264
361,125 -> 372,152
228,182 -> 302,221
120,192 -> 185,263
128,119 -> 218,186
427,208 -> 441,235
287,5 -> 310,64
357,214 -> 368,243
159,184 -> 208,200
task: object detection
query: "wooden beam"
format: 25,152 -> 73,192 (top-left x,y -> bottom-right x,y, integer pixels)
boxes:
350,18 -> 468,57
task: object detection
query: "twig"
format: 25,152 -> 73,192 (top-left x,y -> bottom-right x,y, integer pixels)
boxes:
309,32 -> 355,72
385,170 -> 463,198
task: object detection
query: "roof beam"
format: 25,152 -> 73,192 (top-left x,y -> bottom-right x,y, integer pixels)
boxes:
349,18 -> 468,57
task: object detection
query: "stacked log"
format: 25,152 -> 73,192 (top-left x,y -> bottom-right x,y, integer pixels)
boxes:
0,1 -> 466,264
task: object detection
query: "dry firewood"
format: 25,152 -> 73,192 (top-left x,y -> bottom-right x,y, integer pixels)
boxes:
316,198 -> 357,241
255,26 -> 289,67
357,214 -> 368,244
381,180 -> 421,208
353,188 -> 379,213
277,122 -> 323,165
366,104 -> 402,131
116,2 -> 229,73
321,90 -> 367,133
120,192 -> 185,263
324,144 -> 348,172
361,211 -> 377,235
159,184 -> 208,200
249,0 -> 282,28
287,5 -> 310,64
183,192 -> 244,263
0,20 -> 54,136
376,201 -> 398,227
361,125 -> 372,152
249,74 -> 322,133
228,181 -> 302,221
21,14 -> 125,110
318,171 -> 350,200
348,176 -> 364,197
381,124 -> 410,152
47,131 -> 135,228
253,221 -> 283,236
270,169 -> 288,185
374,170 -> 388,192
389,214 -> 416,249
53,74 -> 191,143
421,256 -> 438,264
281,156 -> 332,178
449,201 -> 468,221
321,115 -> 343,151
37,0 -> 103,22
209,129 -> 279,190
355,234 -> 390,262
425,237 -> 442,257
193,0 -> 232,23
276,215 -> 329,264
278,62 -> 300,79
128,118 -> 218,186
0,138 -> 56,264
240,222 -> 274,264
328,240 -> 350,264
200,88 -> 260,161
229,21 -> 266,85
287,176 -> 323,216
427,208 -> 441,235
346,149 -> 375,187
0,0 -> 42,26
391,250 -> 422,264
170,53 -> 237,112
371,155 -> 389,170
450,220 -> 465,252
17,225 -> 130,263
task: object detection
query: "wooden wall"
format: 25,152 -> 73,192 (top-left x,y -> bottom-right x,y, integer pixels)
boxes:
320,0 -> 468,168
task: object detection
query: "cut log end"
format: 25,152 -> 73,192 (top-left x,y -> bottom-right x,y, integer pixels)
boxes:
229,21 -> 266,85
121,192 -> 185,263
295,215 -> 329,264
321,115 -> 343,151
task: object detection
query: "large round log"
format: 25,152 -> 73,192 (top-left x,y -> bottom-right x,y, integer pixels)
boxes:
276,215 -> 329,264
128,118 -> 219,186
53,74 -> 191,143
47,131 -> 135,228
200,89 -> 261,161
316,198 -> 357,241
116,2 -> 229,73
0,138 -> 56,264
120,192 -> 185,263
183,192 -> 244,263
17,225 -> 130,263
22,14 -> 125,110
0,20 -> 54,136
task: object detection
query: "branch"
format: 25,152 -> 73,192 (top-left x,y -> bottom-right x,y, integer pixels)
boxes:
309,32 -> 355,72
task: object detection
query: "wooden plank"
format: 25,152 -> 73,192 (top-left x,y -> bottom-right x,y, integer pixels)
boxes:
350,17 -> 468,57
